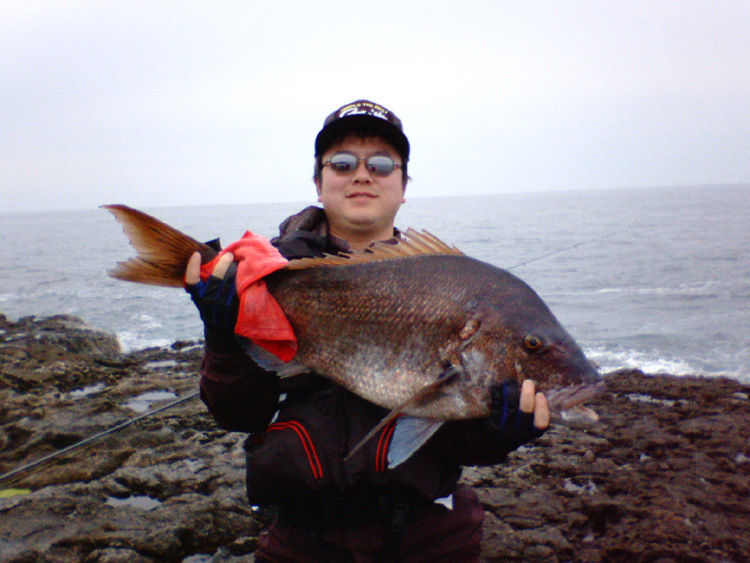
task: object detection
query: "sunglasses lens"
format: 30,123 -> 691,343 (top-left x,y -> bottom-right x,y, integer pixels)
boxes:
328,153 -> 358,172
326,153 -> 398,176
366,156 -> 395,175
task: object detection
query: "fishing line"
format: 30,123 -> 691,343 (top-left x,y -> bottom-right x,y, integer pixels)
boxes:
1,230 -> 624,485
0,390 -> 200,485
506,230 -> 626,271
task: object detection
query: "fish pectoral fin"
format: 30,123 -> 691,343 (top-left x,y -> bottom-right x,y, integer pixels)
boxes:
344,366 -> 460,463
344,413 -> 445,467
345,409 -> 402,463
387,364 -> 460,414
388,417 -> 445,468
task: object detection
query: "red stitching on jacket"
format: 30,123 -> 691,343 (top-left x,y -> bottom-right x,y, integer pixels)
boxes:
267,421 -> 323,479
375,417 -> 400,472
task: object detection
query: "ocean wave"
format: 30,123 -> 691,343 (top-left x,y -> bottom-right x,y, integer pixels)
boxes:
116,331 -> 174,354
591,280 -> 745,297
4,190 -> 748,383
587,345 -> 713,378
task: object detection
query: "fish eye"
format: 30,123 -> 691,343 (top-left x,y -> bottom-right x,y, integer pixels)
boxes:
523,334 -> 545,353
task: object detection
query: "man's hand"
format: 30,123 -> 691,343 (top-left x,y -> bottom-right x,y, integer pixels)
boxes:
488,379 -> 549,452
519,379 -> 550,431
185,252 -> 239,351
185,251 -> 234,284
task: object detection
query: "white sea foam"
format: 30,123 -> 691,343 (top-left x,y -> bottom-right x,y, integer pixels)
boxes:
592,279 -> 742,297
117,331 -> 173,353
586,346 -> 699,377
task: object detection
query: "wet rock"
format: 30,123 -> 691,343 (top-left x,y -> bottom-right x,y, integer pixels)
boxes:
1,314 -> 749,562
4,314 -> 120,361
85,548 -> 155,563
475,369 -> 750,562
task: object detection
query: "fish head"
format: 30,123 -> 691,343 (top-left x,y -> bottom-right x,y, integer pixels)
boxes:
503,320 -> 604,423
458,272 -> 605,424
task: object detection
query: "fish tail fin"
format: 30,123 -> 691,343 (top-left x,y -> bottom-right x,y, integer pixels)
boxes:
102,204 -> 218,287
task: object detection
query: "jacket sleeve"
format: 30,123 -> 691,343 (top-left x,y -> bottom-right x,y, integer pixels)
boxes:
432,418 -> 526,467
199,209 -> 332,434
199,347 -> 280,433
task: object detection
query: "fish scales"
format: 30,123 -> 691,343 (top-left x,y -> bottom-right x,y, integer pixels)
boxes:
103,204 -> 604,424
267,256 -> 476,417
264,253 -> 573,419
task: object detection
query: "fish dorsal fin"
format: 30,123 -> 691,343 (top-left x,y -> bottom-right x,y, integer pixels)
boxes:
284,228 -> 464,271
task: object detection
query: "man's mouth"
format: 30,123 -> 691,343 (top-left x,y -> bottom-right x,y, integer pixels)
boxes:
347,191 -> 377,199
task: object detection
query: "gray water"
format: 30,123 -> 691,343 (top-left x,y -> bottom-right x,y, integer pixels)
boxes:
2,185 -> 748,381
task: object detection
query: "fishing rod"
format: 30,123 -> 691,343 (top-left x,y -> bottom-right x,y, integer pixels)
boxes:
1,229 -> 623,485
0,390 -> 200,486
506,230 -> 625,271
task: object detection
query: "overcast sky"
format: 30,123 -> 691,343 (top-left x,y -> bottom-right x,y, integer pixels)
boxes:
2,1 -> 749,213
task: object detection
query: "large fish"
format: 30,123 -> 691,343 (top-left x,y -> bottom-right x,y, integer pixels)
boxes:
104,204 -> 604,463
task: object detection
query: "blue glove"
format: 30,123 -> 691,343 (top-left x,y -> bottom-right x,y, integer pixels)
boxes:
185,261 -> 240,353
488,379 -> 546,452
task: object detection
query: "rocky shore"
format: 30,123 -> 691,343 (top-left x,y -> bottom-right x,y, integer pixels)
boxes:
1,313 -> 748,562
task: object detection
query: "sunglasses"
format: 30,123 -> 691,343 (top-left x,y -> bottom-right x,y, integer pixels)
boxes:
323,152 -> 402,176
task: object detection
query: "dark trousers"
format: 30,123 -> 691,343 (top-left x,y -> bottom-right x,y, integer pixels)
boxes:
254,487 -> 484,562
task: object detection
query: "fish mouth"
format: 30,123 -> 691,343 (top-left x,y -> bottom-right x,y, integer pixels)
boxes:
544,381 -> 607,424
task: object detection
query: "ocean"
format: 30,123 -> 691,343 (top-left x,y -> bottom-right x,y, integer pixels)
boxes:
1,184 -> 748,382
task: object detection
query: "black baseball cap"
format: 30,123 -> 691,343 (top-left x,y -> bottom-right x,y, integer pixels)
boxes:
315,100 -> 410,161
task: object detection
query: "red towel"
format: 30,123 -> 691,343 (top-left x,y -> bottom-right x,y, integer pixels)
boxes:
200,231 -> 297,362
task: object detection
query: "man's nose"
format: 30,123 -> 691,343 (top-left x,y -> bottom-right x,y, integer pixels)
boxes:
352,160 -> 373,182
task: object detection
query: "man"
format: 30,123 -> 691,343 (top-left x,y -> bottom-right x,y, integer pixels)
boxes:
185,100 -> 549,562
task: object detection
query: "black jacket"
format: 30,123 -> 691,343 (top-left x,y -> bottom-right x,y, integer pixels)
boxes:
199,207 -> 515,508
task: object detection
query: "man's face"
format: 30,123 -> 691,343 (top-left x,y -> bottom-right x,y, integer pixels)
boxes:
316,137 -> 406,246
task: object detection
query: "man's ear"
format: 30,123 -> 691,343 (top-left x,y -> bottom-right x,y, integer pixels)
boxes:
315,179 -> 323,202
